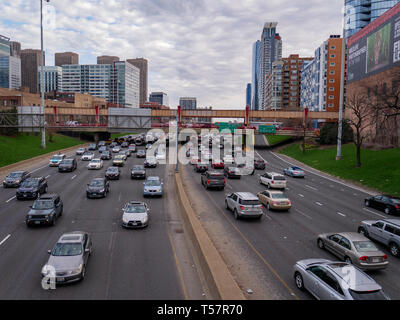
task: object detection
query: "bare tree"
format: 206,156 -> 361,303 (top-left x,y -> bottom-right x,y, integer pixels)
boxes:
345,92 -> 375,168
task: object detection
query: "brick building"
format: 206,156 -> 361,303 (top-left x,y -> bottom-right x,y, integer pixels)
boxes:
55,52 -> 79,66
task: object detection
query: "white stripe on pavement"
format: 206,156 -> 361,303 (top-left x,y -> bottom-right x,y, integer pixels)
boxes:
71,175 -> 77,180
316,202 -> 323,206
298,194 -> 305,198
295,209 -> 312,220
29,165 -> 49,174
363,208 -> 386,218
337,212 -> 347,217
5,196 -> 15,203
306,185 -> 318,191
45,175 -> 51,179
0,234 -> 11,246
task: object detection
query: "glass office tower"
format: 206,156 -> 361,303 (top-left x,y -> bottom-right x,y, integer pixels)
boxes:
251,40 -> 261,110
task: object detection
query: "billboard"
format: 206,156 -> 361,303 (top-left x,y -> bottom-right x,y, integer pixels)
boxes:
347,4 -> 400,83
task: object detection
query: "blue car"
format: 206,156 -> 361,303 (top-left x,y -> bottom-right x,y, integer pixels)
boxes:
143,176 -> 163,197
284,166 -> 305,178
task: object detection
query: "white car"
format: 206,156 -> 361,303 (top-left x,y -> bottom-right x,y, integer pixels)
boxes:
76,148 -> 86,155
121,201 -> 150,228
81,152 -> 95,161
156,153 -> 166,161
112,146 -> 121,153
259,172 -> 287,190
87,159 -> 104,170
49,154 -> 66,167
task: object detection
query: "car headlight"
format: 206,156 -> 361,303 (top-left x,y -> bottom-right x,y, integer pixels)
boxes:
99,189 -> 105,193
144,188 -> 149,192
69,264 -> 83,275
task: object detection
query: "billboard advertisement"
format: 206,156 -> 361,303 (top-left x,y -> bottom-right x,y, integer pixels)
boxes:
347,4 -> 400,83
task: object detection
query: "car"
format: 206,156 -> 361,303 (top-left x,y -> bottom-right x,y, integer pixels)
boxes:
254,159 -> 266,170
257,190 -> 291,211
123,149 -> 131,157
49,154 -> 66,167
144,156 -> 158,168
110,141 -> 118,148
145,143 -> 152,150
81,151 -> 95,161
225,192 -> 263,220
131,165 -> 146,179
317,232 -> 388,270
259,172 -> 286,190
137,150 -> 146,158
16,177 -> 48,200
358,219 -> 400,257
86,178 -> 110,198
293,259 -> 390,300
87,159 -> 104,170
112,146 -> 121,153
76,147 -> 86,155
2,171 -> 30,188
194,163 -> 208,173
98,141 -> 106,147
128,144 -> 137,153
113,155 -> 126,167
201,171 -> 226,190
58,159 -> 77,172
224,167 -> 241,179
88,143 -> 97,151
100,150 -> 112,160
212,160 -> 225,169
121,201 -> 150,228
135,137 -> 144,146
41,231 -> 92,284
26,194 -> 63,227
105,167 -> 121,180
284,166 -> 305,178
143,177 -> 163,197
98,146 -> 108,154
117,152 -> 128,161
190,156 -> 200,165
121,141 -> 129,148
364,195 -> 400,215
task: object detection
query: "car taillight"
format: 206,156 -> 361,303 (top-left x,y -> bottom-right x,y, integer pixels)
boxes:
240,206 -> 245,210
383,254 -> 388,260
224,179 -> 226,184
207,179 -> 210,184
395,205 -> 400,209
260,205 -> 263,210
271,181 -> 274,184
359,256 -> 369,261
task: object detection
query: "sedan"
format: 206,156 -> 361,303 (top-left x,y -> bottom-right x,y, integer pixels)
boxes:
76,148 -> 86,155
254,159 -> 266,170
105,167 -> 120,180
87,159 -> 104,170
224,167 -> 241,179
42,231 -> 92,284
194,163 -> 208,173
113,155 -> 126,167
112,146 -> 121,153
212,160 -> 225,169
86,178 -> 110,198
257,190 -> 291,211
143,177 -> 163,197
365,195 -> 400,215
128,144 -> 137,153
131,165 -> 146,180
144,157 -> 158,168
317,232 -> 388,271
3,171 -> 30,188
293,259 -> 390,300
88,143 -> 97,151
117,152 -> 128,161
284,166 -> 305,178
81,152 -> 94,161
58,159 -> 77,172
137,150 -> 146,158
121,201 -> 150,228
100,151 -> 112,160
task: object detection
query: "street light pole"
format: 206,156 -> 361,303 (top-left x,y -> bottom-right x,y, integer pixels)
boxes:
40,0 -> 47,149
336,17 -> 346,160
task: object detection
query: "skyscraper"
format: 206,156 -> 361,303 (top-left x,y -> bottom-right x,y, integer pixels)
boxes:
251,40 -> 261,110
179,97 -> 197,110
259,22 -> 282,110
55,52 -> 79,66
0,35 -> 21,90
246,83 -> 251,107
127,58 -> 148,106
149,92 -> 168,106
21,49 -> 43,93
344,0 -> 400,38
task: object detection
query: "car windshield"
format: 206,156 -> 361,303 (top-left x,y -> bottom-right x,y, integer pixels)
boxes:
349,289 -> 389,300
83,152 -> 92,155
125,204 -> 146,213
115,155 -> 124,160
32,200 -> 53,210
353,241 -> 379,252
51,156 -> 63,160
145,181 -> 161,187
292,167 -> 302,171
52,243 -> 82,256
133,166 -> 144,170
78,148 -> 85,151
61,160 -> 73,164
91,159 -> 100,163
8,172 -> 23,178
107,167 -> 118,172
21,180 -> 39,188
271,193 -> 288,199
89,180 -> 104,187
274,176 -> 286,181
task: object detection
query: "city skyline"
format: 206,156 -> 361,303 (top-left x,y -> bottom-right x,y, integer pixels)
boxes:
1,0 -> 344,108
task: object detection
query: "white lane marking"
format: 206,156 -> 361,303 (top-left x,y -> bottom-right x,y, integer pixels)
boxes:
306,185 -> 318,191
5,196 -> 16,203
0,234 -> 11,246
298,194 -> 305,198
295,209 -> 312,220
353,193 -> 357,196
363,208 -> 386,218
316,202 -> 323,206
269,152 -> 375,196
45,175 -> 51,179
29,164 -> 49,174
263,212 -> 272,220
337,212 -> 346,217
71,175 -> 77,180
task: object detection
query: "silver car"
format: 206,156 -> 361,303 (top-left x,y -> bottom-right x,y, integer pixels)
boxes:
42,231 -> 92,284
317,232 -> 389,270
293,259 -> 390,300
224,192 -> 263,220
121,201 -> 150,228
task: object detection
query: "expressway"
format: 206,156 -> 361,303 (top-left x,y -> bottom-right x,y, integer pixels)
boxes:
0,143 -> 204,299
181,142 -> 400,300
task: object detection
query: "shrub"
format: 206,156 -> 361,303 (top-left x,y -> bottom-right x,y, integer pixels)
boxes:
320,122 -> 353,145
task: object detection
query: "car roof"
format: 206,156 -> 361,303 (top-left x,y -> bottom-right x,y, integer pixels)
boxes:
268,172 -> 284,177
128,201 -> 146,206
268,190 -> 285,194
337,232 -> 370,241
147,176 -> 160,180
26,177 -> 42,181
382,219 -> 400,227
38,193 -> 58,200
92,178 -> 104,182
58,232 -> 85,243
236,192 -> 258,200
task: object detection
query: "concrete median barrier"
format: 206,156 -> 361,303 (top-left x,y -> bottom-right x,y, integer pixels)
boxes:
175,170 -> 245,300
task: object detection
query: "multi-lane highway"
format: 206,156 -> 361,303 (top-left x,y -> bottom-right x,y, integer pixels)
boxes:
0,143 -> 204,299
181,140 -> 400,300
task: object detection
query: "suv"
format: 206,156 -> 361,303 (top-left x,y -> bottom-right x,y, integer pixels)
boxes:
358,219 -> 400,257
225,192 -> 263,220
201,171 -> 226,190
26,194 -> 63,227
16,177 -> 48,200
259,172 -> 287,190
58,159 -> 77,172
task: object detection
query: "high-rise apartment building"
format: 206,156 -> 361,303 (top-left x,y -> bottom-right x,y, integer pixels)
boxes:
112,61 -> 140,108
259,22 -> 282,110
55,52 -> 79,66
38,66 -> 62,93
127,58 -> 148,106
246,83 -> 252,107
149,92 -> 169,106
251,40 -> 261,110
179,97 -> 197,110
300,35 -> 343,112
21,49 -> 43,93
264,61 -> 283,110
344,0 -> 400,37
97,55 -> 120,65
0,35 -> 21,90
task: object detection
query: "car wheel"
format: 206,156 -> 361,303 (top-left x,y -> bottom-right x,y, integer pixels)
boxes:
344,256 -> 352,265
389,243 -> 400,257
225,201 -> 229,210
80,266 -> 86,281
358,227 -> 368,237
267,184 -> 271,189
317,238 -> 325,249
234,209 -> 239,220
385,207 -> 391,215
294,272 -> 305,291
365,200 -> 370,207
44,186 -> 48,193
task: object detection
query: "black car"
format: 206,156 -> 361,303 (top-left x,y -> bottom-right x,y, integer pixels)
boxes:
58,159 -> 77,172
105,167 -> 121,180
135,137 -> 144,146
26,194 -> 63,227
100,151 -> 112,160
254,159 -> 266,170
86,178 -> 110,198
16,177 -> 48,200
88,143 -> 97,151
131,165 -> 146,179
201,171 -> 226,190
137,150 -> 146,158
3,171 -> 31,188
365,195 -> 400,215
224,167 -> 241,179
195,163 -> 208,173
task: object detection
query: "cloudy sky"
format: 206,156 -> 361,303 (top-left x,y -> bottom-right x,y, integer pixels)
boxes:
0,0 -> 344,109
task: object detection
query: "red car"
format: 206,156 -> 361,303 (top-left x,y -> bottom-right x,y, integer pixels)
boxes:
212,160 -> 225,169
